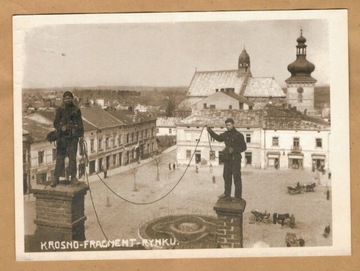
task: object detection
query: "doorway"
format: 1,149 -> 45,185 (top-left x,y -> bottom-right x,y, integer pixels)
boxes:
195,151 -> 201,164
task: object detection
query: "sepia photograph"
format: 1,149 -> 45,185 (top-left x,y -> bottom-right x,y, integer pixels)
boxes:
13,10 -> 350,261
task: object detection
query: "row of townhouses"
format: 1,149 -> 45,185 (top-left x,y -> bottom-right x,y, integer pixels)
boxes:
176,105 -> 331,172
22,107 -> 158,194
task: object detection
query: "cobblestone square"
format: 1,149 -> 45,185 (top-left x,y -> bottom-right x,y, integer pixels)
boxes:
25,148 -> 332,249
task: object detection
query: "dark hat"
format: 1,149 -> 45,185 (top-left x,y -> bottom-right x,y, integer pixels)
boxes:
63,91 -> 74,98
225,118 -> 234,124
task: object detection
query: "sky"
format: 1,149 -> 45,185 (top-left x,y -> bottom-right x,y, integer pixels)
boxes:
19,12 -> 330,89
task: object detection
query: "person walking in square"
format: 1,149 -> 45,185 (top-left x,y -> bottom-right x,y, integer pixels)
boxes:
207,118 -> 247,202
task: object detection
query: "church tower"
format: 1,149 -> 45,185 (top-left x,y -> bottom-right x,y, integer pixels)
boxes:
285,30 -> 317,114
238,47 -> 252,77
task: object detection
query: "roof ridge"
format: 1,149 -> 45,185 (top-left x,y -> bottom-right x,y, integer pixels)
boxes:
195,69 -> 239,74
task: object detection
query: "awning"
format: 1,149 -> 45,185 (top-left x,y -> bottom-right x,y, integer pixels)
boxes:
267,151 -> 280,158
311,154 -> 326,160
288,152 -> 304,159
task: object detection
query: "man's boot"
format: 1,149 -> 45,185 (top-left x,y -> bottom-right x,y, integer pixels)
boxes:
50,177 -> 59,188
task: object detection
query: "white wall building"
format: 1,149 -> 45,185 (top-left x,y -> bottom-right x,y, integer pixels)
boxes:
156,117 -> 182,137
176,109 -> 263,168
176,106 -> 331,175
193,90 -> 253,111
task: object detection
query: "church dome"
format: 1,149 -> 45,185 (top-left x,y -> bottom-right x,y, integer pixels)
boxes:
297,34 -> 306,44
287,57 -> 315,76
285,30 -> 316,83
238,48 -> 250,69
239,49 -> 250,63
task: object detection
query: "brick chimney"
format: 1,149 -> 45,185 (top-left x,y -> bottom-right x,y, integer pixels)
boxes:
213,198 -> 246,248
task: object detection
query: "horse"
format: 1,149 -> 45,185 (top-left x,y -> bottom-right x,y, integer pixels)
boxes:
287,182 -> 305,195
273,213 -> 290,226
305,183 -> 316,192
286,233 -> 305,247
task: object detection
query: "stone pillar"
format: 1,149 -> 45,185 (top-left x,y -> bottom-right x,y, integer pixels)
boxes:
32,182 -> 89,242
213,198 -> 246,248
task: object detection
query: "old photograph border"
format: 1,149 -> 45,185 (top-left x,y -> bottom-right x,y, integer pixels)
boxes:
13,10 -> 350,261
1,1 -> 358,271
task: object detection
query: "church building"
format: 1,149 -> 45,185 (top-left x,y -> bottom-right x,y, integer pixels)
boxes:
180,47 -> 286,111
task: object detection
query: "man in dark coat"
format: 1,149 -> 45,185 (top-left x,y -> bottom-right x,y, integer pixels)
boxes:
207,118 -> 247,202
51,91 -> 84,187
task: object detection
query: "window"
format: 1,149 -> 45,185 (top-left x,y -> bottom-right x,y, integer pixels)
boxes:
210,105 -> 216,109
245,152 -> 252,165
136,131 -> 139,141
98,139 -> 103,150
293,137 -> 300,147
38,151 -> 44,164
272,137 -> 279,146
145,129 -> 148,138
316,138 -> 322,148
156,128 -> 159,134
169,128 -> 172,134
293,137 -> 300,151
112,138 -> 115,147
118,135 -> 122,145
186,132 -> 191,141
119,152 -> 123,166
186,150 -> 191,159
246,134 -> 251,143
106,137 -> 110,148
249,105 -> 253,110
203,103 -> 207,109
229,105 -> 232,109
131,132 -> 134,142
90,139 -> 95,152
239,102 -> 244,109
126,134 -> 129,144
210,151 -> 215,161
298,93 -> 303,103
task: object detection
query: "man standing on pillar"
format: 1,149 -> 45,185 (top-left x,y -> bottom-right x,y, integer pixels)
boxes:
51,91 -> 84,187
207,118 -> 247,202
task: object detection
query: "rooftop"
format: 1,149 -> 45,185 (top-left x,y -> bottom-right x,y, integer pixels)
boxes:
242,77 -> 285,97
178,105 -> 330,131
178,109 -> 263,128
156,117 -> 182,127
187,70 -> 246,97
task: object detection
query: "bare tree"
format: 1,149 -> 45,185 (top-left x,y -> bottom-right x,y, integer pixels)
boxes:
152,154 -> 162,181
130,167 -> 138,191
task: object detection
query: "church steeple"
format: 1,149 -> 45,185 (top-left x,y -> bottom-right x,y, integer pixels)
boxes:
286,29 -> 316,83
285,29 -> 317,114
238,47 -> 250,72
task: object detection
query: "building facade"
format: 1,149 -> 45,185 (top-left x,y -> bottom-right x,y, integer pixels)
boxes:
176,106 -> 330,173
156,117 -> 182,137
22,107 -> 158,192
